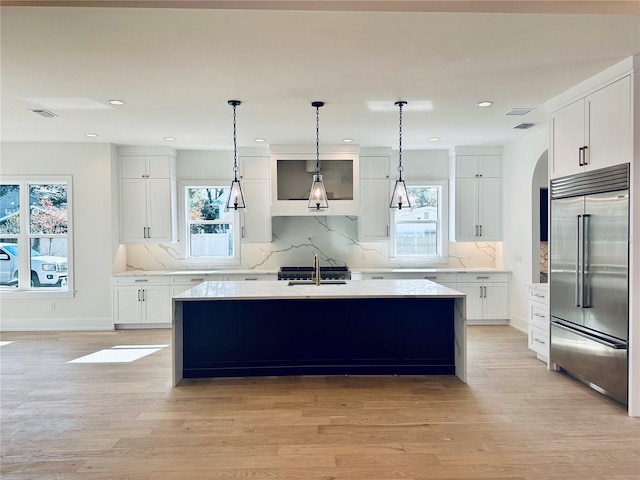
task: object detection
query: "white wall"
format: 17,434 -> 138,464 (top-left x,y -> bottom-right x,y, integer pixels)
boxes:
502,129 -> 549,333
0,143 -> 116,330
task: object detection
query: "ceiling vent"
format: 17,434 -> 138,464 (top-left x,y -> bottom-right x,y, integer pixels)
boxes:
506,108 -> 534,116
30,109 -> 58,118
514,122 -> 536,130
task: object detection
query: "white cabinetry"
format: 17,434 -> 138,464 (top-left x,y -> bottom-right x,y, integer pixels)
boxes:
239,156 -> 271,243
549,74 -> 632,179
527,284 -> 549,362
113,276 -> 171,326
121,154 -> 177,244
455,272 -> 509,324
358,154 -> 390,242
450,153 -> 502,242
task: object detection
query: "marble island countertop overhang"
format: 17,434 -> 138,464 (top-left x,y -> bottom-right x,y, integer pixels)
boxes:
175,278 -> 466,301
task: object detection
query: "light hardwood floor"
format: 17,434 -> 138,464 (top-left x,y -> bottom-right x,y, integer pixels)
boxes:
1,326 -> 638,479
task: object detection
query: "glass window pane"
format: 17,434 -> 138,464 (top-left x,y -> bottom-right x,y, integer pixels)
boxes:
0,238 -> 19,288
187,187 -> 226,221
29,238 -> 68,289
29,184 -> 68,235
189,224 -> 233,257
0,185 -> 21,234
396,223 -> 438,256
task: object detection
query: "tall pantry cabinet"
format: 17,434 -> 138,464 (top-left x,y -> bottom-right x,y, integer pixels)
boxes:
120,152 -> 177,244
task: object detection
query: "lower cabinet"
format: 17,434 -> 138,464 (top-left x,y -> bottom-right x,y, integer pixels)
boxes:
113,276 -> 171,326
455,273 -> 510,324
527,284 -> 549,362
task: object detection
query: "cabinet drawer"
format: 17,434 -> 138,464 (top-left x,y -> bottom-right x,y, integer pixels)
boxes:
529,288 -> 549,304
361,273 -> 404,280
114,276 -> 169,286
529,325 -> 549,357
403,273 -> 457,284
170,274 -> 224,285
456,272 -> 509,283
529,303 -> 549,330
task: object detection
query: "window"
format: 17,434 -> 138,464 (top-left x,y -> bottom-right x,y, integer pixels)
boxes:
0,178 -> 72,292
390,182 -> 448,263
184,184 -> 239,261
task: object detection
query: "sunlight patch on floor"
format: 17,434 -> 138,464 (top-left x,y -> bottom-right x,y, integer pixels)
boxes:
0,341 -> 14,347
68,344 -> 169,363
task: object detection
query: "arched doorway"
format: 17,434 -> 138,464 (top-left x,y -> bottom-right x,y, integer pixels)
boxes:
531,150 -> 548,283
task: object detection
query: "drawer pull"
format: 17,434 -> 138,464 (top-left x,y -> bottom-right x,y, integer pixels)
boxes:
190,278 -> 205,282
533,338 -> 546,345
534,313 -> 547,318
134,279 -> 149,283
372,276 -> 384,279
424,276 -> 437,279
532,293 -> 546,298
476,276 -> 489,279
244,278 -> 258,281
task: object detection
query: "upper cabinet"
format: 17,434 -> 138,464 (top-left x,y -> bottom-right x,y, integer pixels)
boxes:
549,74 -> 632,179
270,144 -> 360,216
358,150 -> 391,242
239,155 -> 271,243
449,150 -> 502,242
120,152 -> 177,244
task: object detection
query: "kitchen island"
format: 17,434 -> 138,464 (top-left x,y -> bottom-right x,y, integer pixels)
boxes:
172,279 -> 466,386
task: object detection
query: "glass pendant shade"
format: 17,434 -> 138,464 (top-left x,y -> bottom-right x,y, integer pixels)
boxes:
390,178 -> 410,210
226,178 -> 246,211
308,174 -> 329,210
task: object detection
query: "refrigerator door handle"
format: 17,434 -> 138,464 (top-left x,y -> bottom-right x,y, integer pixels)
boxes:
582,214 -> 591,308
576,214 -> 582,307
552,321 -> 627,349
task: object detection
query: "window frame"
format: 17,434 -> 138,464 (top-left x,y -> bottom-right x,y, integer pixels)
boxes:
389,179 -> 449,265
0,175 -> 74,297
179,180 -> 241,266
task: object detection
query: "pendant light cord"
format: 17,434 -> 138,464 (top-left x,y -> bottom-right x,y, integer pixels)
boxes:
315,103 -> 320,175
396,101 -> 406,182
232,102 -> 239,181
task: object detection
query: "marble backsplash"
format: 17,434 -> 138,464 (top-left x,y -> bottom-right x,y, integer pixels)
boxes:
124,216 -> 499,272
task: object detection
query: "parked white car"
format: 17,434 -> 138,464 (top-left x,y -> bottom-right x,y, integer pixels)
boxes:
0,243 -> 68,287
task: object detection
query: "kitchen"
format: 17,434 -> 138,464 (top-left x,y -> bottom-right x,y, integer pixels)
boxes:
1,5 -> 639,474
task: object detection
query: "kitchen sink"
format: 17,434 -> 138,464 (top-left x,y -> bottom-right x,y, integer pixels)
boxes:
287,280 -> 347,286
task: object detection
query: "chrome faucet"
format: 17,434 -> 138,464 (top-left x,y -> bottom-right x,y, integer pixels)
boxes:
313,254 -> 320,285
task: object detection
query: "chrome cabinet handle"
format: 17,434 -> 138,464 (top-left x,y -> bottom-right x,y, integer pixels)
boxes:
533,338 -> 546,344
534,313 -> 547,318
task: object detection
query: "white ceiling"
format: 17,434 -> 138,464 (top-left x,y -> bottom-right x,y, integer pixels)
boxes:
1,2 -> 639,151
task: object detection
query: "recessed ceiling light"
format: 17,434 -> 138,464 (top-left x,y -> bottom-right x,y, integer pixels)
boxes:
255,138 -> 265,143
477,101 -> 493,107
108,99 -> 125,106
85,133 -> 99,138
429,137 -> 440,142
164,136 -> 176,141
343,138 -> 353,143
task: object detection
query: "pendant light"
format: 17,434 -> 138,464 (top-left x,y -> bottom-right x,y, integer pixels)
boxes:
308,101 -> 329,211
225,99 -> 247,211
390,101 -> 411,210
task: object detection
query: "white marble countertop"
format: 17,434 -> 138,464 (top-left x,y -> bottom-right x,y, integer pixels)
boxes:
174,278 -> 465,301
115,267 -> 510,277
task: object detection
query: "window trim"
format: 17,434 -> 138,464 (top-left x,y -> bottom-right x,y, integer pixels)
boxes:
0,175 -> 74,297
179,179 -> 241,266
389,179 -> 449,265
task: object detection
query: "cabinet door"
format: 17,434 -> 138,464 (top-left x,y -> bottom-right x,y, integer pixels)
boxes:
122,179 -> 148,242
586,75 -> 632,171
482,283 -> 509,320
241,179 -> 271,243
455,283 -> 483,320
479,155 -> 501,178
114,286 -> 142,324
358,178 -> 390,241
455,156 -> 479,178
141,286 -> 170,324
478,177 -> 502,240
146,179 -> 174,242
454,177 -> 479,241
146,155 -> 173,179
240,156 -> 270,179
121,155 -> 148,179
550,99 -> 585,178
360,156 -> 390,179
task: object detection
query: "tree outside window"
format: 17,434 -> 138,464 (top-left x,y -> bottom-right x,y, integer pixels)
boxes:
186,186 -> 235,258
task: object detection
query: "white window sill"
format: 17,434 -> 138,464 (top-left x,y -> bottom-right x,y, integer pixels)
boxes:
0,289 -> 75,299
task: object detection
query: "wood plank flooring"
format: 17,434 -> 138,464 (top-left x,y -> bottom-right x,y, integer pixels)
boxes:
1,326 -> 638,479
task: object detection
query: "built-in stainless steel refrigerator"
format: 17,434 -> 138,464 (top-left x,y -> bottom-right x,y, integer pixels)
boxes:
550,163 -> 629,405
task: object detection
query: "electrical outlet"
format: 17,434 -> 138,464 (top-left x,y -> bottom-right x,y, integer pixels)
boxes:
50,302 -> 55,311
